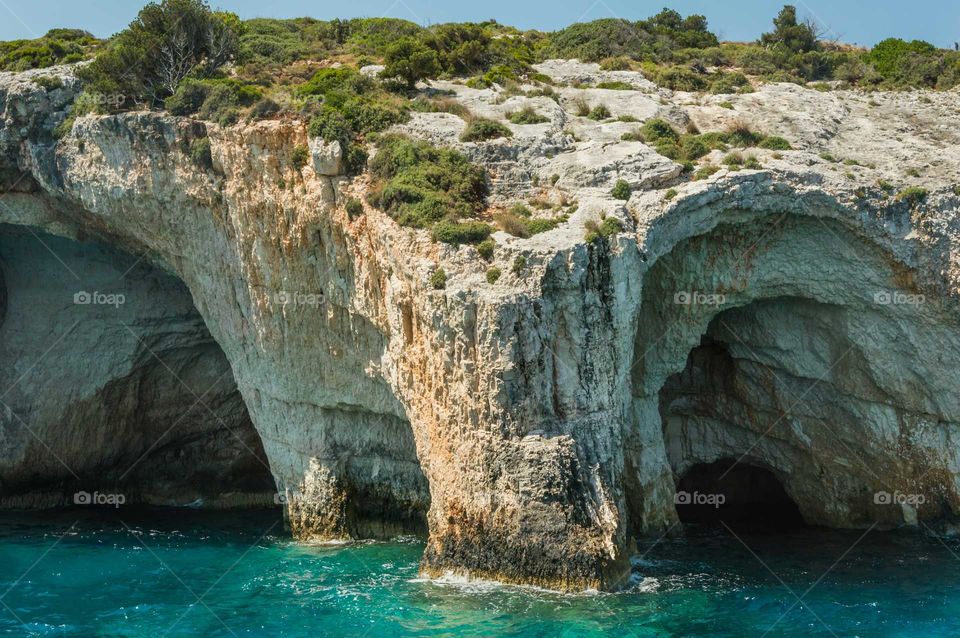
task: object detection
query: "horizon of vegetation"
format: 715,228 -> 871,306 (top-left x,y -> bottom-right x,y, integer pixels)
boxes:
8,0 -> 953,249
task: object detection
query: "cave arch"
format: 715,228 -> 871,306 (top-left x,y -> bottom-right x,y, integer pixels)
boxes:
625,211 -> 960,537
0,224 -> 276,508
0,222 -> 431,538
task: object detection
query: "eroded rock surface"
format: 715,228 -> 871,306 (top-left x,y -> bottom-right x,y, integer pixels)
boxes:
3,61 -> 960,591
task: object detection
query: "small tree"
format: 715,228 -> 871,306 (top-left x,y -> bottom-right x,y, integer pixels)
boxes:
79,0 -> 239,108
383,37 -> 441,89
760,5 -> 819,54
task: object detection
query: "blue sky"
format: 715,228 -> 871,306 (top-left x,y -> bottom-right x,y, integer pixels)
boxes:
2,0 -> 959,48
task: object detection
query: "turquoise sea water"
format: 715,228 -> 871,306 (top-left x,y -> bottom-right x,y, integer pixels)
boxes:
1,508 -> 958,637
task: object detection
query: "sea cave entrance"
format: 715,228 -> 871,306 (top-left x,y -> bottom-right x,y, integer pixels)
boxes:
626,211 -> 960,537
673,458 -> 804,530
0,224 -> 277,510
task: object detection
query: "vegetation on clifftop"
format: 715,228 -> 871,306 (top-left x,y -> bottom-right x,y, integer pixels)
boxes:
15,1 -> 960,104
0,29 -> 99,71
366,134 -> 492,244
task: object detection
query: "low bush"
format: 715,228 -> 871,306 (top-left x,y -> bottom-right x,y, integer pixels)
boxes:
596,81 -> 633,90
511,255 -> 527,275
291,144 -> 309,169
896,187 -> 928,207
461,117 -> 512,142
611,179 -> 631,200
584,216 -> 624,242
654,65 -> 708,91
189,137 -> 213,169
431,220 -> 493,244
587,104 -> 612,120
476,238 -> 496,260
507,107 -> 549,124
757,135 -> 792,150
345,198 -> 364,219
429,267 -> 447,289
368,134 -> 490,243
486,267 -> 502,284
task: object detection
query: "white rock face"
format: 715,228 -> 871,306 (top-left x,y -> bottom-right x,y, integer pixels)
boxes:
4,64 -> 960,591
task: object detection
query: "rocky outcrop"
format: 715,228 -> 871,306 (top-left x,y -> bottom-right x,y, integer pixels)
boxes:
3,61 -> 960,591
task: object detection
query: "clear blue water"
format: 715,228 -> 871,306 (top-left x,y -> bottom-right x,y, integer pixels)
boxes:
1,509 -> 958,637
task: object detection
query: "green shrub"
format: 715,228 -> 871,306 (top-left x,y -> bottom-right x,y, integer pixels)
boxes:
297,66 -> 369,97
877,179 -> 895,193
195,80 -> 262,126
663,188 -> 678,201
486,267 -> 502,284
345,198 -> 364,219
32,75 -> 63,91
544,12 -> 717,62
600,57 -> 631,70
709,71 -> 750,94
507,107 -> 549,124
573,98 -> 591,117
596,81 -> 633,90
461,118 -> 513,142
693,164 -> 720,180
511,255 -> 527,275
429,268 -> 447,290
724,122 -> 762,147
723,152 -> 744,166
382,36 -> 441,88
760,5 -> 819,54
655,66 -> 708,91
586,216 -> 624,242
641,119 -> 678,143
588,104 -> 612,120
758,135 -> 792,150
291,144 -> 309,169
369,134 -> 489,238
599,217 -> 623,237
679,135 -> 709,160
0,28 -> 98,71
477,238 -> 496,260
496,206 -> 565,237
189,137 -> 213,169
308,108 -> 352,145
611,180 -> 631,200
896,187 -> 928,207
866,38 -> 938,81
248,98 -> 280,119
165,79 -> 210,115
431,220 -> 493,245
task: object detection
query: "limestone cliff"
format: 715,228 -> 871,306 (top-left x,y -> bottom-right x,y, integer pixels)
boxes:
3,60 -> 960,591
